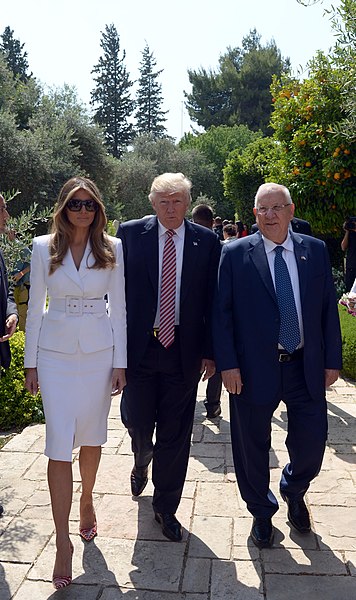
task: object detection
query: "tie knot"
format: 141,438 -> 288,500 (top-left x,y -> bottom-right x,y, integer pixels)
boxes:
274,245 -> 284,256
166,229 -> 175,239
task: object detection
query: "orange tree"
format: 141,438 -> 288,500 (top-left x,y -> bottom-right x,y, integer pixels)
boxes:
269,51 -> 355,236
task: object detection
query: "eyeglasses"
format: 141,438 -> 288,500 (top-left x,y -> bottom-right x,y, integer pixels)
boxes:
256,204 -> 291,216
66,198 -> 98,212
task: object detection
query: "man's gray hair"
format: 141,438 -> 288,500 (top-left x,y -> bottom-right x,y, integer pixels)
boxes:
254,183 -> 292,207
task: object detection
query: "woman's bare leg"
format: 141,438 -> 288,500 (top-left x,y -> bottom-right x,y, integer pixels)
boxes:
79,446 -> 101,529
47,459 -> 73,578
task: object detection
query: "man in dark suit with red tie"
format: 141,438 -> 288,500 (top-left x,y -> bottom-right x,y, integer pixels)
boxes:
213,183 -> 342,549
117,173 -> 221,541
0,194 -> 19,516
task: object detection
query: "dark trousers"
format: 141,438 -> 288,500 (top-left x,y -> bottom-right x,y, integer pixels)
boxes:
230,358 -> 328,519
121,333 -> 199,514
204,371 -> 222,408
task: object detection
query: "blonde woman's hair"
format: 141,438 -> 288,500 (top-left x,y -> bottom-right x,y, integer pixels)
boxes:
49,176 -> 115,274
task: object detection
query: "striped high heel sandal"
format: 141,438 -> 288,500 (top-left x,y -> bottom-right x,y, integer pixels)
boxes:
52,542 -> 73,590
79,519 -> 97,542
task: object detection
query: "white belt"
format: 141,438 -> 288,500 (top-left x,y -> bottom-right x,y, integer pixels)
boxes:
49,296 -> 106,316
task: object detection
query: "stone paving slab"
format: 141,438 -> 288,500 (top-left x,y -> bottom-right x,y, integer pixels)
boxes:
0,376 -> 355,599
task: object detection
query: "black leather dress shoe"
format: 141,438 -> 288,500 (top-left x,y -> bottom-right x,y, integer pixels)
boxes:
206,404 -> 222,419
154,512 -> 183,542
281,494 -> 311,533
0,504 -> 3,516
130,467 -> 148,497
250,517 -> 274,548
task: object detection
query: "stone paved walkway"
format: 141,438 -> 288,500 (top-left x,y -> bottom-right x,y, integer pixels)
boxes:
0,376 -> 355,599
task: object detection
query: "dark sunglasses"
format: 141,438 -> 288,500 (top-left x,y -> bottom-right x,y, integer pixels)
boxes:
66,198 -> 98,212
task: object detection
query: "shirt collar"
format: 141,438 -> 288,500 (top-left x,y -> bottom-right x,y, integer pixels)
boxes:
157,219 -> 185,240
262,231 -> 294,255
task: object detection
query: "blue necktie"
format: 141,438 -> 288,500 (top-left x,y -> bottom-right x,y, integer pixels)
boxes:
274,246 -> 301,354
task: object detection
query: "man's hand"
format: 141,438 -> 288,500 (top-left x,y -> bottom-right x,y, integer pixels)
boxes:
0,314 -> 17,342
222,368 -> 243,395
112,368 -> 126,395
325,369 -> 339,388
200,359 -> 215,381
25,368 -> 39,395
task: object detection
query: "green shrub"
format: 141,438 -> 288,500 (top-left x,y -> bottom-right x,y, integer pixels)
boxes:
332,267 -> 346,300
0,331 -> 43,430
338,304 -> 356,381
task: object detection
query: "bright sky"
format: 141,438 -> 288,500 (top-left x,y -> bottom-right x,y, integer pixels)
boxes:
1,0 -> 339,141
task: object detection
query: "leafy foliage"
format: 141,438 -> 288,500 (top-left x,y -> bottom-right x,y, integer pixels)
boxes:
0,332 -> 43,431
338,304 -> 356,380
135,43 -> 167,138
0,193 -> 51,273
91,24 -> 135,158
185,29 -> 290,135
269,51 -> 355,235
223,137 -> 282,228
325,0 -> 356,142
179,124 -> 261,217
0,26 -> 31,82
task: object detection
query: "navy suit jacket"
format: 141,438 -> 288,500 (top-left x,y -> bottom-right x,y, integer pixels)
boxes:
0,249 -> 18,369
118,216 -> 221,383
213,232 -> 342,404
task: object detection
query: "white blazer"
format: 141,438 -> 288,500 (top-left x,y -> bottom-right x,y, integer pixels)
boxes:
24,234 -> 127,369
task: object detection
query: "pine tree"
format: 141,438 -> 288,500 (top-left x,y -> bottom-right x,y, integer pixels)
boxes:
91,24 -> 134,158
135,43 -> 167,138
0,26 -> 31,82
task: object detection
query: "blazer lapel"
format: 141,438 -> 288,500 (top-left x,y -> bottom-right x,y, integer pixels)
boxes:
78,239 -> 94,280
292,233 -> 309,302
61,247 -> 85,290
180,220 -> 200,305
141,217 -> 159,294
249,233 -> 276,302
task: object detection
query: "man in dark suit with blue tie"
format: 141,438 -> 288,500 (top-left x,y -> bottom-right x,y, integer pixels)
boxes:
213,183 -> 342,548
0,194 -> 19,516
117,173 -> 221,541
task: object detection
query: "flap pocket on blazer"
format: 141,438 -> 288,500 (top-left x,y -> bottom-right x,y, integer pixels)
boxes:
45,310 -> 66,321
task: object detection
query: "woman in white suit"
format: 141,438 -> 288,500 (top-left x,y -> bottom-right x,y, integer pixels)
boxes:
25,177 -> 127,589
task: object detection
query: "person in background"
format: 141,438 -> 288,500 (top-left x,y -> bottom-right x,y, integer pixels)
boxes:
24,177 -> 127,589
0,194 -> 19,517
7,230 -> 31,331
117,173 -> 221,542
235,220 -> 247,238
191,204 -> 223,419
213,216 -> 224,241
214,182 -> 342,549
223,223 -> 237,243
341,217 -> 356,292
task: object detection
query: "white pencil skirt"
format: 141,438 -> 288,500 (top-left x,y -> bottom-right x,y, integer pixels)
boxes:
37,345 -> 113,461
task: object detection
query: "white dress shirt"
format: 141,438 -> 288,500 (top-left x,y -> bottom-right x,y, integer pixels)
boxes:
262,233 -> 304,349
154,220 -> 185,327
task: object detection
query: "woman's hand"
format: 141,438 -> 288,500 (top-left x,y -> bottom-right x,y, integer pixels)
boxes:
25,368 -> 39,395
111,368 -> 126,395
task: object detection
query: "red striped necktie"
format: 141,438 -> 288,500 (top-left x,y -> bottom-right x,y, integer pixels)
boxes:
158,229 -> 176,348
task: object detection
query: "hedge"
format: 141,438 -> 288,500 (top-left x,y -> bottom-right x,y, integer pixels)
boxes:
0,331 -> 43,430
338,304 -> 356,381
